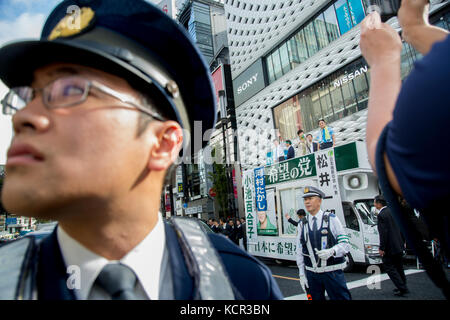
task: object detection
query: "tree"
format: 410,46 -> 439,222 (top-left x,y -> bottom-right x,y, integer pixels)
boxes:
208,148 -> 229,218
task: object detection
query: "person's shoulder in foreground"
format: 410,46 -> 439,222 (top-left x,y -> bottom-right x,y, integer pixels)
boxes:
208,232 -> 284,300
379,34 -> 450,210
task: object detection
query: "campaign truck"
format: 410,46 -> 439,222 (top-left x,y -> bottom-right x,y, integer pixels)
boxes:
243,141 -> 381,271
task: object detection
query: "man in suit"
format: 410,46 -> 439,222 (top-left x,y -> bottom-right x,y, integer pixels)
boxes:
0,0 -> 282,300
285,140 -> 295,160
375,195 -> 409,297
306,134 -> 319,153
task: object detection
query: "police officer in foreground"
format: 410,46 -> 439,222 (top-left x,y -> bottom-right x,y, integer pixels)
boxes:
0,0 -> 283,300
296,186 -> 351,300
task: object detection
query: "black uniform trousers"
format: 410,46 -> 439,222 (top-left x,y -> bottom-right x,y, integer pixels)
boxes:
306,269 -> 351,300
382,253 -> 408,292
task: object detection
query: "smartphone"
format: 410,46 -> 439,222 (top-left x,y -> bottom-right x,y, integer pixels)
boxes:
364,0 -> 402,22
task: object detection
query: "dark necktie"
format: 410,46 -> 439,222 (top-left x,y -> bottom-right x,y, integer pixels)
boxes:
312,216 -> 318,249
95,263 -> 138,300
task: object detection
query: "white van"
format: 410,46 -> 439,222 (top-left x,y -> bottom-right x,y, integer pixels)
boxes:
243,141 -> 381,271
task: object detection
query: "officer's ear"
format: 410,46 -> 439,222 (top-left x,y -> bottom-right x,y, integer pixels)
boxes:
147,120 -> 183,171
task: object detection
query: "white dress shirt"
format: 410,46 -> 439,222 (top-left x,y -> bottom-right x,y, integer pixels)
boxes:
57,213 -> 166,300
296,210 -> 350,274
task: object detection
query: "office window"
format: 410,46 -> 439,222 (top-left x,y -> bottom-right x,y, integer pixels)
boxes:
341,66 -> 358,115
303,21 -> 319,57
329,83 -> 345,119
294,29 -> 309,62
352,62 -> 370,111
272,49 -> 283,79
323,5 -> 340,43
311,84 -> 323,125
318,84 -> 334,123
287,37 -> 301,68
314,13 -> 329,50
279,42 -> 291,74
299,91 -> 315,132
266,54 -> 276,83
273,96 -> 303,141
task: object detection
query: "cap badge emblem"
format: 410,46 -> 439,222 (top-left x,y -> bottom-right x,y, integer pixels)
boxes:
48,7 -> 95,41
304,187 -> 309,193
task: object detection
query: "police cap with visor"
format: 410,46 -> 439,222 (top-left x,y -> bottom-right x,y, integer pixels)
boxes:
302,186 -> 325,199
0,0 -> 217,149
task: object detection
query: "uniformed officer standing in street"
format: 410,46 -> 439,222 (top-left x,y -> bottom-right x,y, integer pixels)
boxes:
0,0 -> 282,300
296,186 -> 352,300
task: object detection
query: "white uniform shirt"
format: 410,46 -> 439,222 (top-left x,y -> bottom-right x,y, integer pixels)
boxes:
57,213 -> 166,300
273,144 -> 285,159
296,210 -> 350,274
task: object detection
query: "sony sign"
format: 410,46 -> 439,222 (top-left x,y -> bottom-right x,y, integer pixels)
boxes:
233,58 -> 266,106
237,73 -> 259,95
333,65 -> 368,87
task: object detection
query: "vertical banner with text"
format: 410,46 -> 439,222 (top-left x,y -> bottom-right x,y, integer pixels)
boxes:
314,149 -> 344,220
243,170 -> 258,243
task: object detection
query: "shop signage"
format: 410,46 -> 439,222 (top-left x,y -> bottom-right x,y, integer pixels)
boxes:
232,58 -> 266,106
333,65 -> 368,88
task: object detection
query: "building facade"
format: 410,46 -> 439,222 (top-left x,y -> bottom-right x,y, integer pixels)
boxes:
224,0 -> 450,170
173,0 -> 239,220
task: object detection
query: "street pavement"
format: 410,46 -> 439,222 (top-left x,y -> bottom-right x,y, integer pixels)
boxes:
260,258 -> 448,300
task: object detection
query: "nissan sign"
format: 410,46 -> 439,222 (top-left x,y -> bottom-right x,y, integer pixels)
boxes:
233,59 -> 266,106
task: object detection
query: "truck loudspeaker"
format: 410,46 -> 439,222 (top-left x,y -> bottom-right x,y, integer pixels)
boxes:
343,173 -> 368,190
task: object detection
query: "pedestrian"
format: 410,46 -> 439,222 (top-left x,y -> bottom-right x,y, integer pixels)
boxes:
296,186 -> 351,300
0,0 -> 282,300
285,209 -> 306,227
240,217 -> 247,250
359,0 -> 450,297
285,140 -> 295,160
306,134 -> 319,153
225,219 -> 237,245
219,218 -> 227,234
210,219 -> 219,233
375,195 -> 409,297
235,219 -> 244,249
272,139 -> 286,162
317,119 -> 335,150
296,129 -> 308,157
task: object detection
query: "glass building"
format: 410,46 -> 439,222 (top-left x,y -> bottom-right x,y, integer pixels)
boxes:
271,8 -> 450,141
266,0 -> 366,84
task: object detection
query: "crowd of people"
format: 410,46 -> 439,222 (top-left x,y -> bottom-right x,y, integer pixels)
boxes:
269,119 -> 335,164
206,217 -> 247,250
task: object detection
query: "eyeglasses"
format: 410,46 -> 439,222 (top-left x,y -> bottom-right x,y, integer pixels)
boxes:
1,75 -> 166,121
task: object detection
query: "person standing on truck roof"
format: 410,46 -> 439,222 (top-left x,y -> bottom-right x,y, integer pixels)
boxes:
296,186 -> 351,300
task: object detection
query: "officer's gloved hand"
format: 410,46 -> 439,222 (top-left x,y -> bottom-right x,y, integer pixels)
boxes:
298,271 -> 308,293
315,248 -> 335,261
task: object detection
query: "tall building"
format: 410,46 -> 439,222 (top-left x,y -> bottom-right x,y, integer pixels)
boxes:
171,0 -> 238,220
224,0 -> 450,170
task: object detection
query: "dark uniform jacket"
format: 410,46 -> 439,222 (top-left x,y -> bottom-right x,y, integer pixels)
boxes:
0,221 -> 283,300
377,207 -> 404,256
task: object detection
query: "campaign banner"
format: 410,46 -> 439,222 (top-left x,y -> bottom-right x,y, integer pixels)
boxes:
243,170 -> 258,243
314,148 -> 344,220
254,167 -> 267,211
265,153 -> 316,185
257,188 -> 278,236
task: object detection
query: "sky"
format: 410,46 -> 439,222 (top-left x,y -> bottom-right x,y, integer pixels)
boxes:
0,0 -> 62,164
